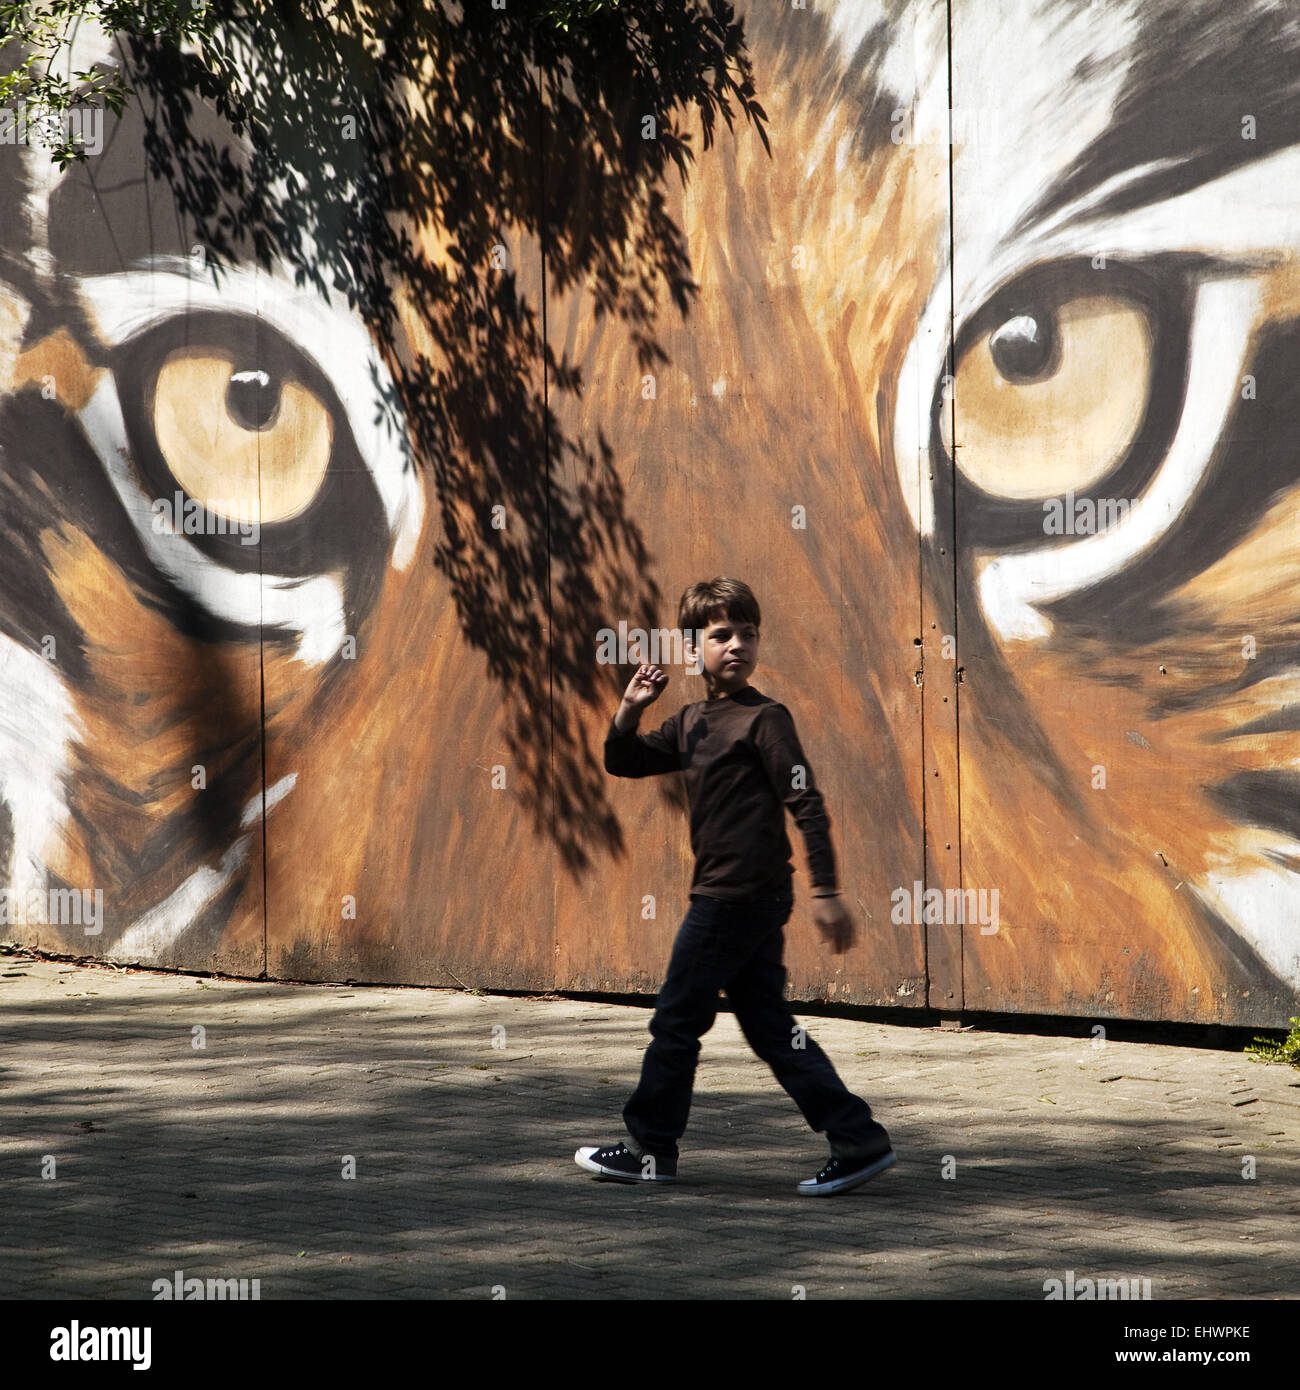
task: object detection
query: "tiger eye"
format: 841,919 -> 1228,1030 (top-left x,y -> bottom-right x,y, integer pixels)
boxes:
989,311 -> 1055,382
941,295 -> 1153,501
153,350 -> 333,524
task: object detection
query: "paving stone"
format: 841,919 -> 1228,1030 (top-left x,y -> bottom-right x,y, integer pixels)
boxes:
3,956 -> 1297,1298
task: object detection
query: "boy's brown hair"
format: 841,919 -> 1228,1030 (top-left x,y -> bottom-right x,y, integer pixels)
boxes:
678,577 -> 762,640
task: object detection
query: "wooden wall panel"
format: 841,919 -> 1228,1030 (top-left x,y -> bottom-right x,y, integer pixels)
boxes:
947,0 -> 1300,1024
546,2 -> 944,1007
255,63 -> 557,990
4,2 -> 1297,1028
0,73 -> 269,977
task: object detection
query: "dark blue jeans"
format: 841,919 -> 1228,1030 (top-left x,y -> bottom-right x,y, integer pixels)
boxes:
623,890 -> 889,1163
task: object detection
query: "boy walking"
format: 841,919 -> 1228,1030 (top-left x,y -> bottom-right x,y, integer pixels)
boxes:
575,577 -> 896,1195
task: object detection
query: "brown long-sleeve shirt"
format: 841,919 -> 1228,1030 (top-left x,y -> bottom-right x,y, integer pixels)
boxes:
604,685 -> 839,900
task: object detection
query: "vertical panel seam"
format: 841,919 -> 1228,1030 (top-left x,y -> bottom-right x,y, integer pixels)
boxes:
536,45 -> 557,993
944,0 -> 964,1004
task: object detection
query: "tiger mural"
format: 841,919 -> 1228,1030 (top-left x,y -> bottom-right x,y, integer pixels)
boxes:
1,0 -> 1297,1025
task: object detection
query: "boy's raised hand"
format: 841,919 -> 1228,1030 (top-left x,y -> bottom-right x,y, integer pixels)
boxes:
812,896 -> 856,954
622,663 -> 668,709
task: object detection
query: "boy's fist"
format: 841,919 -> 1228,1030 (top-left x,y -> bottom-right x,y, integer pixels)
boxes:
813,896 -> 856,954
622,664 -> 668,708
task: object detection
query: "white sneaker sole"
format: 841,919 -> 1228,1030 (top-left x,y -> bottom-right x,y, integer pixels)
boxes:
574,1146 -> 677,1182
796,1149 -> 896,1195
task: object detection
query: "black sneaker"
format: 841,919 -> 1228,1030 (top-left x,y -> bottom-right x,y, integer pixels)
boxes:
574,1142 -> 677,1183
796,1147 -> 896,1196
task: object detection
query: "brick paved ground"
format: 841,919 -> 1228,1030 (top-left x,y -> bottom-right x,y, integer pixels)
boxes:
2,951 -> 1297,1300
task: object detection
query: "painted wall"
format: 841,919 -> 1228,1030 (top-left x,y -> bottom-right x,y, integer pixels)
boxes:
1,1 -> 1297,1026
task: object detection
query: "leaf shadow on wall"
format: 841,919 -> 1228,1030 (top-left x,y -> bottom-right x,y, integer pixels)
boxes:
119,1 -> 770,879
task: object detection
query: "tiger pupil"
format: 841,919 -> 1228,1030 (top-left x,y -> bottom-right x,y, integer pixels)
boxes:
988,311 -> 1054,383
226,367 -> 280,430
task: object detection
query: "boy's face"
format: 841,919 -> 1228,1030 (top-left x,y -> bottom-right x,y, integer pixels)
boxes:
690,613 -> 759,692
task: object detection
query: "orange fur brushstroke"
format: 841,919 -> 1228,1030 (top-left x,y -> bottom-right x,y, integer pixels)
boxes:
13,329 -> 105,412
41,525 -> 264,930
